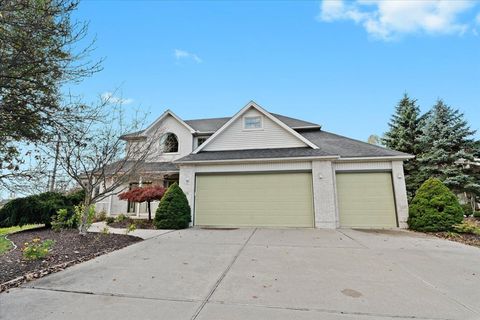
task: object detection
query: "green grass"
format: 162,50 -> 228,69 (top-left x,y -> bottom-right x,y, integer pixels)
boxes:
0,224 -> 43,255
0,224 -> 43,236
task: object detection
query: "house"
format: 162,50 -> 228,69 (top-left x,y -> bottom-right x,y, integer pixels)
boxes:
96,101 -> 413,229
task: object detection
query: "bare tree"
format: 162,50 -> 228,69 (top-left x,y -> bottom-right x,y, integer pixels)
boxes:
55,98 -> 162,235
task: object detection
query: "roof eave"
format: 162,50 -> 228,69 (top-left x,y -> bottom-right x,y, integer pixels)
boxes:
175,155 -> 340,165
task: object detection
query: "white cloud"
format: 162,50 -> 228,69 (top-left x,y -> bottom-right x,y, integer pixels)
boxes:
174,49 -> 202,63
101,92 -> 134,105
319,0 -> 478,40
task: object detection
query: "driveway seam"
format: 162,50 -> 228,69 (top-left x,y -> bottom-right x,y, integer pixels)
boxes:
190,228 -> 257,320
336,229 -> 369,248
22,286 -> 200,304
392,261 -> 480,317
206,300 -> 453,320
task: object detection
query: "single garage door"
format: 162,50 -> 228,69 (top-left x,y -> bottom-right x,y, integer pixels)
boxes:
195,172 -> 314,228
336,172 -> 397,228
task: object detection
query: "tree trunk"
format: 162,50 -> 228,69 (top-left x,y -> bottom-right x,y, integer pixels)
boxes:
79,198 -> 92,236
147,201 -> 152,221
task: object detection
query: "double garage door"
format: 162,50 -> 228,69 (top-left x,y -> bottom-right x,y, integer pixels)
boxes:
195,172 -> 314,228
194,171 -> 397,228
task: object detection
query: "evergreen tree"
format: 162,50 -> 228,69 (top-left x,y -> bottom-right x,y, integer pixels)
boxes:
417,100 -> 478,196
382,94 -> 423,199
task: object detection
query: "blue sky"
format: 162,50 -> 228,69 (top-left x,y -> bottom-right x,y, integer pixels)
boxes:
72,0 -> 480,140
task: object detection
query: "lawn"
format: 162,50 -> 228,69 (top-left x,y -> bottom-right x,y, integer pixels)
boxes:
0,225 -> 43,255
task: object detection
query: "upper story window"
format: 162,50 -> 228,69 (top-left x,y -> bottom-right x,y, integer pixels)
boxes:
160,132 -> 179,153
243,116 -> 263,130
197,137 -> 208,147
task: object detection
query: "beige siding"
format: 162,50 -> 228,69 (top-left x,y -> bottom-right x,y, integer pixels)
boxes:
336,172 -> 397,228
195,172 -> 314,227
203,108 -> 307,151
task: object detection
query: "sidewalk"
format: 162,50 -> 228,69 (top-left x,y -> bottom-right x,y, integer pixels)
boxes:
88,221 -> 172,239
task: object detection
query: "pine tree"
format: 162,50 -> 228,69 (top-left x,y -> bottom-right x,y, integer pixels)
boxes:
417,100 -> 478,196
382,94 -> 423,199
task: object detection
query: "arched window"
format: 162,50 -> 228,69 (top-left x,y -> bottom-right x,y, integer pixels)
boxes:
160,133 -> 179,153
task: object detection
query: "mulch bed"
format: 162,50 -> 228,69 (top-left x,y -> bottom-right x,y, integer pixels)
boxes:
107,219 -> 156,229
0,228 -> 142,292
430,232 -> 480,248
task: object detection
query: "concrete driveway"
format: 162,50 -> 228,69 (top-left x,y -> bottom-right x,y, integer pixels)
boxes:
1,228 -> 479,320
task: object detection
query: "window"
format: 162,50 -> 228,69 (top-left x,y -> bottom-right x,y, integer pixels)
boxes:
244,116 -> 262,130
197,137 -> 208,147
160,133 -> 179,153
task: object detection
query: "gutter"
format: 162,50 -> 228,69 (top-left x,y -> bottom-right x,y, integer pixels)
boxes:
175,155 -> 340,165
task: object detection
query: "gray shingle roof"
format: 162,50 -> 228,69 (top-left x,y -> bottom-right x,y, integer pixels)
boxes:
104,161 -> 178,174
122,112 -> 321,137
300,131 -> 409,158
184,114 -> 320,133
184,117 -> 230,133
176,130 -> 411,163
176,148 -> 333,162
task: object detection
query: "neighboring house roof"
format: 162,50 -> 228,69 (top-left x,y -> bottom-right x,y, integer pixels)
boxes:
176,130 -> 411,163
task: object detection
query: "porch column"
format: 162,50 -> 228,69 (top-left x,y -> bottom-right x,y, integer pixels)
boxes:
179,164 -> 195,226
311,160 -> 337,229
392,161 -> 409,228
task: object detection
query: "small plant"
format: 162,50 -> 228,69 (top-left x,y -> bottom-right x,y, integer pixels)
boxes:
125,223 -> 136,234
115,214 -> 128,223
22,238 -> 55,260
51,208 -> 77,231
105,217 -> 115,224
453,221 -> 480,235
474,211 -> 480,219
74,204 -> 95,232
101,226 -> 110,234
95,211 -> 107,222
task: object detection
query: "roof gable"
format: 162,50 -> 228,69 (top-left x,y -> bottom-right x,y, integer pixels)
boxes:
143,110 -> 196,135
193,101 -> 319,154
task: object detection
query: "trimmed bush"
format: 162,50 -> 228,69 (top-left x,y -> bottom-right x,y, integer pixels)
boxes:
408,178 -> 464,232
154,183 -> 191,229
0,191 -> 84,228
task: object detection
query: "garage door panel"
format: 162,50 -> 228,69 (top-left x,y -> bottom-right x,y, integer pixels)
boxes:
195,172 -> 314,228
336,172 -> 397,228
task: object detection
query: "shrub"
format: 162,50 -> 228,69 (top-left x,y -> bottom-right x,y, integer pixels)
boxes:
462,204 -> 473,217
51,208 -> 78,231
22,238 -> 55,260
408,178 -> 464,232
75,204 -> 95,231
65,189 -> 85,206
115,214 -> 128,223
0,191 -> 85,228
105,217 -> 115,224
154,183 -> 191,229
474,211 -> 480,219
95,211 -> 107,222
453,221 -> 480,235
